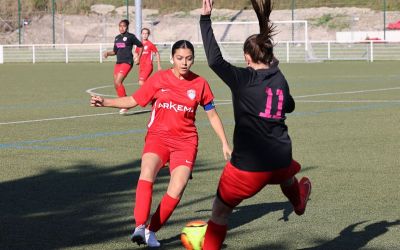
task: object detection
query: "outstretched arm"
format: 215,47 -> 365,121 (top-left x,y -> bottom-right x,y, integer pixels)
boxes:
90,95 -> 138,109
155,51 -> 162,71
206,108 -> 232,160
103,50 -> 116,59
200,0 -> 244,89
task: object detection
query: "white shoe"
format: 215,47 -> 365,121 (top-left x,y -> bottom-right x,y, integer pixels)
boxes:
119,108 -> 129,115
130,224 -> 146,245
145,228 -> 161,247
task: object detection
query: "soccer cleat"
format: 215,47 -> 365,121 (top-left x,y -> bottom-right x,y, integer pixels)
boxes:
294,177 -> 312,215
119,108 -> 129,115
130,224 -> 146,246
145,228 -> 161,247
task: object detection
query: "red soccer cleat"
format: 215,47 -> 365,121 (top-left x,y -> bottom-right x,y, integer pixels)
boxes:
294,177 -> 312,215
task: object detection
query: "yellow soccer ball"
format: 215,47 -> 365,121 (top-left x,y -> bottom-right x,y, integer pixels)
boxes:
181,220 -> 208,250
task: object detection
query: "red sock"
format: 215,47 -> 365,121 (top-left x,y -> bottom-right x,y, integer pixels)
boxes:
134,180 -> 153,227
280,177 -> 301,207
115,84 -> 127,97
148,194 -> 180,232
203,219 -> 227,250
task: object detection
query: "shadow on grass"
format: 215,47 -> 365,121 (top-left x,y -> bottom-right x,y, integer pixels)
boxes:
0,159 -> 221,249
300,220 -> 400,250
0,160 -> 143,249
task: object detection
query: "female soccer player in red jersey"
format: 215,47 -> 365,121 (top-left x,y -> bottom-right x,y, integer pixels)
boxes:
134,28 -> 162,86
103,19 -> 143,115
91,40 -> 232,247
200,0 -> 312,249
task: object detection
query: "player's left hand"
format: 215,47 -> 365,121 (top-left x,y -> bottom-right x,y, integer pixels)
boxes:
202,0 -> 213,15
222,143 -> 232,161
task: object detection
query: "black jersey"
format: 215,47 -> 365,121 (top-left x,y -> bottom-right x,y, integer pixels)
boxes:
113,32 -> 143,64
200,15 -> 296,172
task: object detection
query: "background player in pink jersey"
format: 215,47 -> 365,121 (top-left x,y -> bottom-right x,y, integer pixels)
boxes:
91,39 -> 231,247
200,0 -> 312,249
134,28 -> 162,86
103,19 -> 143,115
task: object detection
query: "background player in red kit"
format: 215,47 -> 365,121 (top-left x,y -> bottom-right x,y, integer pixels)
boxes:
134,28 -> 162,86
200,0 -> 312,249
103,19 -> 143,115
90,40 -> 231,247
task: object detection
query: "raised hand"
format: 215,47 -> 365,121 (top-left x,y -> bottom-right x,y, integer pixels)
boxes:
202,0 -> 213,15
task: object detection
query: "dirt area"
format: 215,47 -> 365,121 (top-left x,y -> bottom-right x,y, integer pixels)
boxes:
1,5 -> 400,45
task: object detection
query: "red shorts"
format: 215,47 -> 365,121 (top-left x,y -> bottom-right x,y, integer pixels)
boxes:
217,160 -> 301,208
139,64 -> 153,81
114,63 -> 132,77
143,133 -> 198,172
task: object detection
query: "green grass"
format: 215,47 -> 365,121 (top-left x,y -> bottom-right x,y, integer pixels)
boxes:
1,61 -> 400,249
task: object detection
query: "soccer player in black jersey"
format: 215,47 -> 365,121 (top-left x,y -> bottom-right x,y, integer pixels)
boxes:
103,19 -> 143,115
200,0 -> 312,249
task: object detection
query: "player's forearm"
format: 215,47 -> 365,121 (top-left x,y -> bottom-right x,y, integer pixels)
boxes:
103,96 -> 138,109
207,110 -> 230,147
156,53 -> 162,68
106,51 -> 116,56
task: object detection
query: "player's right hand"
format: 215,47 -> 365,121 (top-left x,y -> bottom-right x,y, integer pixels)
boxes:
103,51 -> 108,59
90,95 -> 104,107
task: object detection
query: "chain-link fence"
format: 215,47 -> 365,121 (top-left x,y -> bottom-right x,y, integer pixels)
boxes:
1,0 -> 400,45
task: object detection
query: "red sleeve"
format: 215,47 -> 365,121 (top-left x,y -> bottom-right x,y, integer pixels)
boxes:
132,73 -> 158,106
200,80 -> 214,106
150,42 -> 158,53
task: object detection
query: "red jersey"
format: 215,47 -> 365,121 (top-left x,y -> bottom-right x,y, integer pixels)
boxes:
135,40 -> 158,66
132,69 -> 214,143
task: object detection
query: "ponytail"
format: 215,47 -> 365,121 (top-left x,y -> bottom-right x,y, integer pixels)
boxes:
244,0 -> 276,64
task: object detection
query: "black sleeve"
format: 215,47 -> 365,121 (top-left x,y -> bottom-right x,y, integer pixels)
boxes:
285,93 -> 295,113
131,35 -> 143,47
200,15 -> 246,89
284,81 -> 295,113
113,38 -> 118,53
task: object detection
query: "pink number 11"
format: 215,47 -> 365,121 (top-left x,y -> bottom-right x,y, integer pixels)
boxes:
259,87 -> 284,119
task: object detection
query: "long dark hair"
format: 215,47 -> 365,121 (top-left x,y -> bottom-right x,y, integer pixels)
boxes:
171,40 -> 195,57
243,0 -> 276,64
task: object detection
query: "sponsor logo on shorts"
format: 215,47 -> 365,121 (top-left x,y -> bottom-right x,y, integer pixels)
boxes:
185,160 -> 193,164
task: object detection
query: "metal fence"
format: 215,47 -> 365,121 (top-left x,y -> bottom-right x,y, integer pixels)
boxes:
1,40 -> 399,64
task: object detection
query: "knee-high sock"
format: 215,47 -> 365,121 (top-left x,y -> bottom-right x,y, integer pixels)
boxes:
280,177 -> 301,207
203,219 -> 227,250
116,84 -> 127,97
148,194 -> 180,232
134,180 -> 153,227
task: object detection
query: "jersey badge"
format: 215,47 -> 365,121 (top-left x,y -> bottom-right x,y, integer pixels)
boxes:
123,37 -> 127,41
187,89 -> 196,100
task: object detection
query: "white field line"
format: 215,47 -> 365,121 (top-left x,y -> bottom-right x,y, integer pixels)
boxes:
295,87 -> 400,99
297,100 -> 400,103
2,86 -> 399,126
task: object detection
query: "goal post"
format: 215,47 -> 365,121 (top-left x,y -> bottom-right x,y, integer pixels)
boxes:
206,20 -> 309,62
211,20 -> 308,47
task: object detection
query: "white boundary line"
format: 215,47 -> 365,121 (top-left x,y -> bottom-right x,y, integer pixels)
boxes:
0,110 -> 150,125
297,100 -> 400,103
295,87 -> 400,99
2,86 -> 399,126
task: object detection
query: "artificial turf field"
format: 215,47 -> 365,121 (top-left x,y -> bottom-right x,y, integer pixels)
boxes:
1,61 -> 399,249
